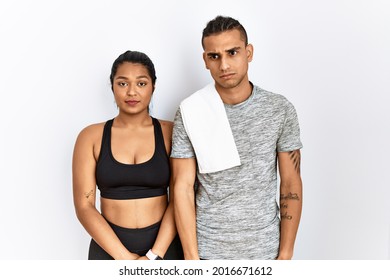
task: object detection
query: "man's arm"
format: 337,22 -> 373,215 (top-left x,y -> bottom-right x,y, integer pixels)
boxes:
172,157 -> 199,259
277,149 -> 303,260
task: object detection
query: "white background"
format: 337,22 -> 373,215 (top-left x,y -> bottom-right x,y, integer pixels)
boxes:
0,0 -> 389,260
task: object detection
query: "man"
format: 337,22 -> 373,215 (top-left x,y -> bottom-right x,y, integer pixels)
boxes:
171,15 -> 303,260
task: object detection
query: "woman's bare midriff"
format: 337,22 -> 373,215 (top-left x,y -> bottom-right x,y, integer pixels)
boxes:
100,194 -> 167,229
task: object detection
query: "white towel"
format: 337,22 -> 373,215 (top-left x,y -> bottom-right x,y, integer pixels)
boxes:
180,83 -> 241,173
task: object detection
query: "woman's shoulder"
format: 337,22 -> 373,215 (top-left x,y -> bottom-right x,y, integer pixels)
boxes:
157,118 -> 173,130
157,119 -> 173,128
156,118 -> 173,140
80,121 -> 106,134
75,121 -> 107,144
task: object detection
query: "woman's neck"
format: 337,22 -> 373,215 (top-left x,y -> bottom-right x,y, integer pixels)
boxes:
114,111 -> 152,128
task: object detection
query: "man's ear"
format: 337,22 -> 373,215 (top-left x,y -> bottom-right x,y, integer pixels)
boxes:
246,44 -> 254,62
203,52 -> 209,69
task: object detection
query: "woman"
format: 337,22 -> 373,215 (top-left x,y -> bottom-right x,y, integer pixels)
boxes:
72,50 -> 183,260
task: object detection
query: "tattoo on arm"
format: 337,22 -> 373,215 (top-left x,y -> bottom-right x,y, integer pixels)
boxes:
280,192 -> 300,201
288,150 -> 301,173
281,212 -> 292,220
280,202 -> 288,209
280,193 -> 300,220
84,190 -> 94,199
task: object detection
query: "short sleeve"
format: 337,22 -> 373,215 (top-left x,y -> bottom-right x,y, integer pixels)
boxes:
170,107 -> 196,158
277,100 -> 303,152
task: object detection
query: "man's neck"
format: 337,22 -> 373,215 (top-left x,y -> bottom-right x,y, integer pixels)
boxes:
216,80 -> 253,105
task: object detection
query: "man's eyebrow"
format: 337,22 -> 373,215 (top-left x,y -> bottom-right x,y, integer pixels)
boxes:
206,46 -> 242,56
206,51 -> 219,56
226,46 -> 241,52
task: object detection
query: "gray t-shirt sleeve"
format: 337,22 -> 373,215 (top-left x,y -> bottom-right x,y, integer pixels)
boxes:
170,107 -> 196,158
277,98 -> 303,152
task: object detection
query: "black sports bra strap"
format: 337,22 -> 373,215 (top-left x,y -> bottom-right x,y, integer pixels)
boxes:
151,117 -> 168,156
97,119 -> 114,162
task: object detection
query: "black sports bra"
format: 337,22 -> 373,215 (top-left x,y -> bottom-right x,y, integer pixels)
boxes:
95,117 -> 170,199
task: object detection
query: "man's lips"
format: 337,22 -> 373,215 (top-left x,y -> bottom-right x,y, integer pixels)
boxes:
220,73 -> 235,79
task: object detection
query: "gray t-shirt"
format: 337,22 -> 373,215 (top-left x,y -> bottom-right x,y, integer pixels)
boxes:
171,84 -> 302,259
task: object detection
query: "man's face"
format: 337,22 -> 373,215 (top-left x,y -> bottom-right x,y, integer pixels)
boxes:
203,29 -> 253,90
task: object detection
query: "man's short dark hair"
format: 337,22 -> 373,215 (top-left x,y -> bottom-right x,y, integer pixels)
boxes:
201,15 -> 248,49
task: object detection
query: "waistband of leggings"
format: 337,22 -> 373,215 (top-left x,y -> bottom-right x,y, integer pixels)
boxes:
104,216 -> 161,232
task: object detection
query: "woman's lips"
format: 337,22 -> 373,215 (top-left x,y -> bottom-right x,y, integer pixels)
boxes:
125,100 -> 139,106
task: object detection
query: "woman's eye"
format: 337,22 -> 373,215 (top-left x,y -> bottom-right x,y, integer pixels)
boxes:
118,82 -> 128,87
138,82 -> 147,87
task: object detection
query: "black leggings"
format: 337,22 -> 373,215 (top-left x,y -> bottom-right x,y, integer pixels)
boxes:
88,219 -> 183,260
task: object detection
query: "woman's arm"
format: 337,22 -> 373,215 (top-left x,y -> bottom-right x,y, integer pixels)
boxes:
142,165 -> 179,260
140,120 -> 180,260
72,125 -> 139,260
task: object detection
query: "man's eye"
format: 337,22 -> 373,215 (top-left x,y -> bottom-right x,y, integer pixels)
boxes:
229,50 -> 237,55
209,54 -> 219,60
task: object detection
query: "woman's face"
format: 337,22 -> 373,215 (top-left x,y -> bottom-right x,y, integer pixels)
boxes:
112,62 -> 154,116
